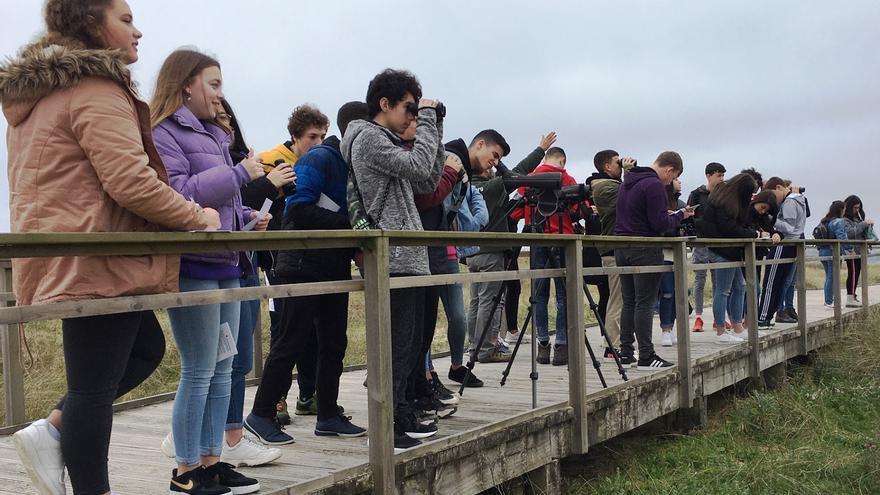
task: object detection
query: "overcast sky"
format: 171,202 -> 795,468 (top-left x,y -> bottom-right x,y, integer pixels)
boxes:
2,0 -> 879,232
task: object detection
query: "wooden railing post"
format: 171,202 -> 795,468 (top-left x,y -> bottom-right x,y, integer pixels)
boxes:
744,242 -> 760,378
832,242 -> 842,330
564,239 -> 588,454
362,235 -> 395,493
861,241 -> 870,314
672,240 -> 693,407
796,243 -> 808,355
1,262 -> 26,426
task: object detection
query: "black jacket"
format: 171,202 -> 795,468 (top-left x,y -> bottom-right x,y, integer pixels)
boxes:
687,185 -> 710,219
273,136 -> 353,281
696,203 -> 758,261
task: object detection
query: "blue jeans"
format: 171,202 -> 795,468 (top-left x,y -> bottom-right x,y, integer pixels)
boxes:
706,251 -> 745,328
778,265 -> 797,311
658,262 -> 675,328
168,277 -> 241,466
229,271 -> 259,429
822,260 -> 834,305
426,258 -> 467,369
532,246 -> 567,345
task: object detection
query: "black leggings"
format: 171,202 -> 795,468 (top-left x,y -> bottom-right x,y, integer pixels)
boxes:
57,311 -> 165,495
846,258 -> 862,295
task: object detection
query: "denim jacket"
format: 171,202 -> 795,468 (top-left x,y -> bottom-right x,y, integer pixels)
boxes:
444,182 -> 488,258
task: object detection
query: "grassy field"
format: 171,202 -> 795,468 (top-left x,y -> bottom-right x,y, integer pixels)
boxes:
563,309 -> 880,495
1,258 -> 877,424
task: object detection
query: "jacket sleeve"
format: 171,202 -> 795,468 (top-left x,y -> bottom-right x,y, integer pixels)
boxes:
774,199 -> 799,236
645,182 -> 683,234
240,177 -> 278,210
69,80 -> 207,230
511,147 -> 545,175
288,203 -> 351,230
412,119 -> 446,194
833,219 -> 848,240
415,165 -> 459,211
152,125 -> 250,208
468,186 -> 489,227
686,189 -> 700,207
357,109 -> 441,184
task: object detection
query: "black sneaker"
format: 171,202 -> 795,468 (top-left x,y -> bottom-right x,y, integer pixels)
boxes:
537,342 -> 551,365
619,354 -> 637,367
170,466 -> 231,495
637,354 -> 674,368
393,430 -> 422,453
205,462 -> 259,495
787,307 -> 799,321
430,371 -> 460,405
775,313 -> 796,324
603,347 -> 620,361
552,344 -> 568,366
396,409 -> 438,439
757,320 -> 772,330
414,395 -> 454,418
448,366 -> 483,387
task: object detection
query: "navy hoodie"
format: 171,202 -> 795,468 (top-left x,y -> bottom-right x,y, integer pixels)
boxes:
614,166 -> 683,237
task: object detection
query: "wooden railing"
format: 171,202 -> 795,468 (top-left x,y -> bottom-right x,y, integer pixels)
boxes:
0,231 -> 876,493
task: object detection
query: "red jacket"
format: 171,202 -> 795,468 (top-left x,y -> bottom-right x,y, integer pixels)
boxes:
511,163 -> 587,235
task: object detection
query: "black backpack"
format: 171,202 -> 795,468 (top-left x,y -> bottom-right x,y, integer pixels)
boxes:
812,221 -> 831,240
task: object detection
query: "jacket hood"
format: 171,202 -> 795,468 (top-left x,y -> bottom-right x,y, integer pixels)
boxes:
0,35 -> 134,126
621,166 -> 659,192
444,138 -> 474,177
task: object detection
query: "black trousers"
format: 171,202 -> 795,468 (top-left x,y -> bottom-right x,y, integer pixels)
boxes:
389,285 -> 425,413
846,257 -> 862,295
267,271 -> 317,401
616,247 -> 663,358
408,286 -> 440,400
58,311 -> 165,495
253,276 -> 349,420
758,245 -> 797,323
504,254 -> 522,331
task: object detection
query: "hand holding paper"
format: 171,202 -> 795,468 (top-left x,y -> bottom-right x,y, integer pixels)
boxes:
242,198 -> 273,231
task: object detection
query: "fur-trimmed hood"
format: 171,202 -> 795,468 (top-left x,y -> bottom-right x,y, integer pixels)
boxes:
0,34 -> 134,126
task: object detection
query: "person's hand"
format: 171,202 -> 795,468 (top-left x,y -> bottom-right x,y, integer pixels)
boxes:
866,218 -> 875,226
445,154 -> 463,173
771,233 -> 782,244
250,210 -> 272,231
590,205 -> 599,216
202,207 -> 221,231
266,162 -> 295,189
539,131 -> 558,151
418,98 -> 438,109
621,157 -> 637,170
682,206 -> 695,219
241,148 -> 265,181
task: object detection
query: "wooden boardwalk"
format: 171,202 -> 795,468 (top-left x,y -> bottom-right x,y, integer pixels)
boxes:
0,286 -> 876,495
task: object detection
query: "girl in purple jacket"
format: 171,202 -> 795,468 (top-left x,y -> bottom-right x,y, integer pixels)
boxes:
151,49 -> 267,495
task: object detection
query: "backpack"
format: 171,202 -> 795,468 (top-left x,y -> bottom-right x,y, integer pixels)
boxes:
812,221 -> 831,240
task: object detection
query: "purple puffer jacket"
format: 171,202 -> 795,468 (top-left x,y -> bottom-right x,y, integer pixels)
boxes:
153,105 -> 253,268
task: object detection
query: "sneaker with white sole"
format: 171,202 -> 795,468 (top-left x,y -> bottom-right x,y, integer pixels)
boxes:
717,332 -> 745,344
12,419 -> 66,495
221,435 -> 282,467
661,332 -> 673,347
161,431 -> 175,458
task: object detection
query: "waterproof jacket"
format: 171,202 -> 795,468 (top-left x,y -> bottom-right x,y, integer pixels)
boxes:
774,193 -> 808,240
589,172 -> 622,256
0,36 -> 208,305
153,106 -> 254,272
342,112 -> 445,276
274,137 -> 353,280
615,167 -> 684,237
696,204 -> 758,261
842,217 -> 872,254
687,185 -> 711,219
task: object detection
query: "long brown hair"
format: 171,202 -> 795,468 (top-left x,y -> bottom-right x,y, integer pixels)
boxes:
44,0 -> 114,49
708,173 -> 757,221
149,49 -> 220,128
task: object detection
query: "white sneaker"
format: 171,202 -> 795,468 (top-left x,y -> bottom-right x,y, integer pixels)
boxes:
506,330 -> 530,344
221,435 -> 282,467
671,332 -> 678,345
160,431 -> 174,458
824,303 -> 834,310
12,419 -> 66,495
717,332 -> 744,344
661,332 -> 673,347
758,330 -> 770,337
846,295 -> 862,308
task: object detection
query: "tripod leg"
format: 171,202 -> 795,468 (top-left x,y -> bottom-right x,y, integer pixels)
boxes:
584,336 -> 607,388
458,273 -> 507,397
501,301 -> 534,386
583,281 -> 629,382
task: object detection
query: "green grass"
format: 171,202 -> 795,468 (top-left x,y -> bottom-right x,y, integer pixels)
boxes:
1,258 -> 876,425
563,310 -> 880,495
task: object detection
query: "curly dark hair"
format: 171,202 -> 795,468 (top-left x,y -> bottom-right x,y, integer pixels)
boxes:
286,104 -> 329,139
366,69 -> 422,119
44,0 -> 114,48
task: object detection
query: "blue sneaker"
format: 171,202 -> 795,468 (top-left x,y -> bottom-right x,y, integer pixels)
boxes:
244,413 -> 294,445
315,415 -> 367,438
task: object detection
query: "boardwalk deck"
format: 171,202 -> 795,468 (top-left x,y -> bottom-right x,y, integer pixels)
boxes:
0,286 -> 876,495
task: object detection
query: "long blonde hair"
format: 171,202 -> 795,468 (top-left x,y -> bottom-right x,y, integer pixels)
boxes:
149,49 -> 220,128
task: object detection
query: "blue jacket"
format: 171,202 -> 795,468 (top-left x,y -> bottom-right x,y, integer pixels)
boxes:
285,138 -> 348,217
444,182 -> 488,258
818,218 -> 847,256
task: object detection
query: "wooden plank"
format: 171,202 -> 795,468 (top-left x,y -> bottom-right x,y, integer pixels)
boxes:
833,243 -> 842,329
0,265 -> 25,426
744,242 -> 760,378
387,268 -> 565,290
564,240 -> 588,454
0,279 -> 364,325
361,236 -> 395,494
673,241 -> 693,406
796,243 -> 808,355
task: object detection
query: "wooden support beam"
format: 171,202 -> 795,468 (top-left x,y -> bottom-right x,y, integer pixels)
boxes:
564,240 -> 588,455
832,243 -> 842,330
672,241 -> 693,407
1,265 -> 25,426
862,242 -> 870,314
796,243 -> 808,355
362,236 -> 395,494
744,242 -> 760,378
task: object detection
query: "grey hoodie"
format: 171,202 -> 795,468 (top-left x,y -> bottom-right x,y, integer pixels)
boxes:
774,193 -> 807,240
341,110 -> 444,275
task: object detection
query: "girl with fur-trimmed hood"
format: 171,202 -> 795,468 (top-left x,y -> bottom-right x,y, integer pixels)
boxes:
0,1 -> 219,494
